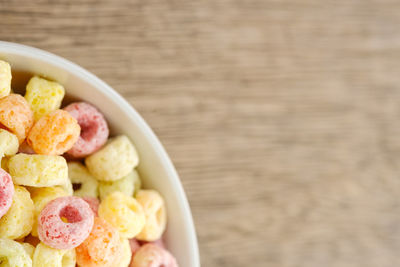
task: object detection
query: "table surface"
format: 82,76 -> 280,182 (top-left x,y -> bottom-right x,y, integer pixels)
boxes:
2,1 -> 400,266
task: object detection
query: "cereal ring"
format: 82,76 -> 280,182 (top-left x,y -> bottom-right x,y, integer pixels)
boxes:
135,190 -> 167,242
18,141 -> 35,154
0,129 -> 19,157
38,196 -> 94,249
98,191 -> 145,239
25,76 -> 65,121
86,135 -> 139,182
68,162 -> 98,198
138,239 -> 166,249
99,170 -> 141,201
82,197 -> 100,216
33,242 -> 76,267
1,156 -> 9,172
0,60 -> 11,98
20,243 -> 35,260
27,110 -> 80,155
76,217 -> 122,267
0,238 -> 32,267
64,102 -> 109,158
8,154 -> 68,187
131,244 -> 177,267
0,185 -> 34,239
116,238 -> 132,267
31,187 -> 69,237
0,167 -> 13,219
0,94 -> 34,143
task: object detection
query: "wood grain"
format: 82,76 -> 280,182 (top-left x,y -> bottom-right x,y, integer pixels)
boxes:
2,0 -> 400,266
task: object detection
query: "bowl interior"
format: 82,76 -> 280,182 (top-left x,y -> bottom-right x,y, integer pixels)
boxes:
0,42 -> 199,267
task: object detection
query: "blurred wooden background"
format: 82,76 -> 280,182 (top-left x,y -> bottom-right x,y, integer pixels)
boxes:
2,0 -> 400,266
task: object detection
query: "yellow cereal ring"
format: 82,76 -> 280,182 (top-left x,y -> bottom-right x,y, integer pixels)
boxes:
67,162 -> 98,198
20,243 -> 35,260
25,76 -> 65,121
33,242 -> 76,267
0,186 -> 34,239
98,191 -> 145,239
0,129 -> 19,158
27,110 -> 80,155
8,154 -> 68,187
1,156 -> 9,172
135,190 -> 167,242
0,94 -> 34,143
98,170 -> 141,201
0,60 -> 11,98
30,187 -> 68,237
0,238 -> 32,267
116,238 -> 131,267
86,135 -> 139,182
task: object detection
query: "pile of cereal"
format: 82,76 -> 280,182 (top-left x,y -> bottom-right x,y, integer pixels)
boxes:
0,60 -> 178,267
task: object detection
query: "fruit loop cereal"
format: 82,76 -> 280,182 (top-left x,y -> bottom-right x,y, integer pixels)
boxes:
31,187 -> 68,237
86,135 -> 139,182
0,129 -> 19,158
64,102 -> 109,158
131,243 -> 177,267
98,191 -> 145,239
76,217 -> 122,267
0,185 -> 34,239
0,60 -> 11,98
25,76 -> 65,121
27,110 -> 80,155
38,196 -> 94,249
0,168 -> 14,219
135,190 -> 167,242
0,60 -> 179,267
0,238 -> 32,267
99,170 -> 141,201
8,154 -> 68,187
33,242 -> 76,267
68,161 -> 98,198
0,94 -> 34,143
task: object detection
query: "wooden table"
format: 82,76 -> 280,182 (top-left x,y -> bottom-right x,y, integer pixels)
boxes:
2,1 -> 400,266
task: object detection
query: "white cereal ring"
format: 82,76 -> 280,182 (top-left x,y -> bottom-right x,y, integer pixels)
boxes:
0,238 -> 32,267
68,162 -> 98,198
8,154 -> 68,187
99,170 -> 141,201
33,242 -> 76,267
0,185 -> 34,239
135,190 -> 167,242
85,135 -> 139,182
25,76 -> 65,121
98,191 -> 145,239
0,60 -> 12,98
30,187 -> 69,237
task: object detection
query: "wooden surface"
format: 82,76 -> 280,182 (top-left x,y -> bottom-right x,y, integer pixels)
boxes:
2,1 -> 400,266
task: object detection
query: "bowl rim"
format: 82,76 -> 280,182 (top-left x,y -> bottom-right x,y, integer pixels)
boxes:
0,41 -> 200,266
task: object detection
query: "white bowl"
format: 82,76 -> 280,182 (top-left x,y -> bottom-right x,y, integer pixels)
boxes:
0,41 -> 199,267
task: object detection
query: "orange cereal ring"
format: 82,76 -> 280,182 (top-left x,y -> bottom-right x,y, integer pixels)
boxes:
27,110 -> 81,155
0,94 -> 34,143
76,217 -> 122,267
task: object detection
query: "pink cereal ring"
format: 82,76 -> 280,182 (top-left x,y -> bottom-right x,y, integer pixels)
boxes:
64,102 -> 109,158
82,196 -> 100,216
131,243 -> 178,267
0,168 -> 14,219
38,196 -> 94,249
129,238 -> 141,255
139,239 -> 166,249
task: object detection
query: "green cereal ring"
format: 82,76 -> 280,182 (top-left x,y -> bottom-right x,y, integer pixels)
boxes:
98,170 -> 141,201
0,186 -> 34,239
32,242 -> 76,267
8,154 -> 68,187
85,135 -> 139,182
0,238 -> 32,267
67,162 -> 98,198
